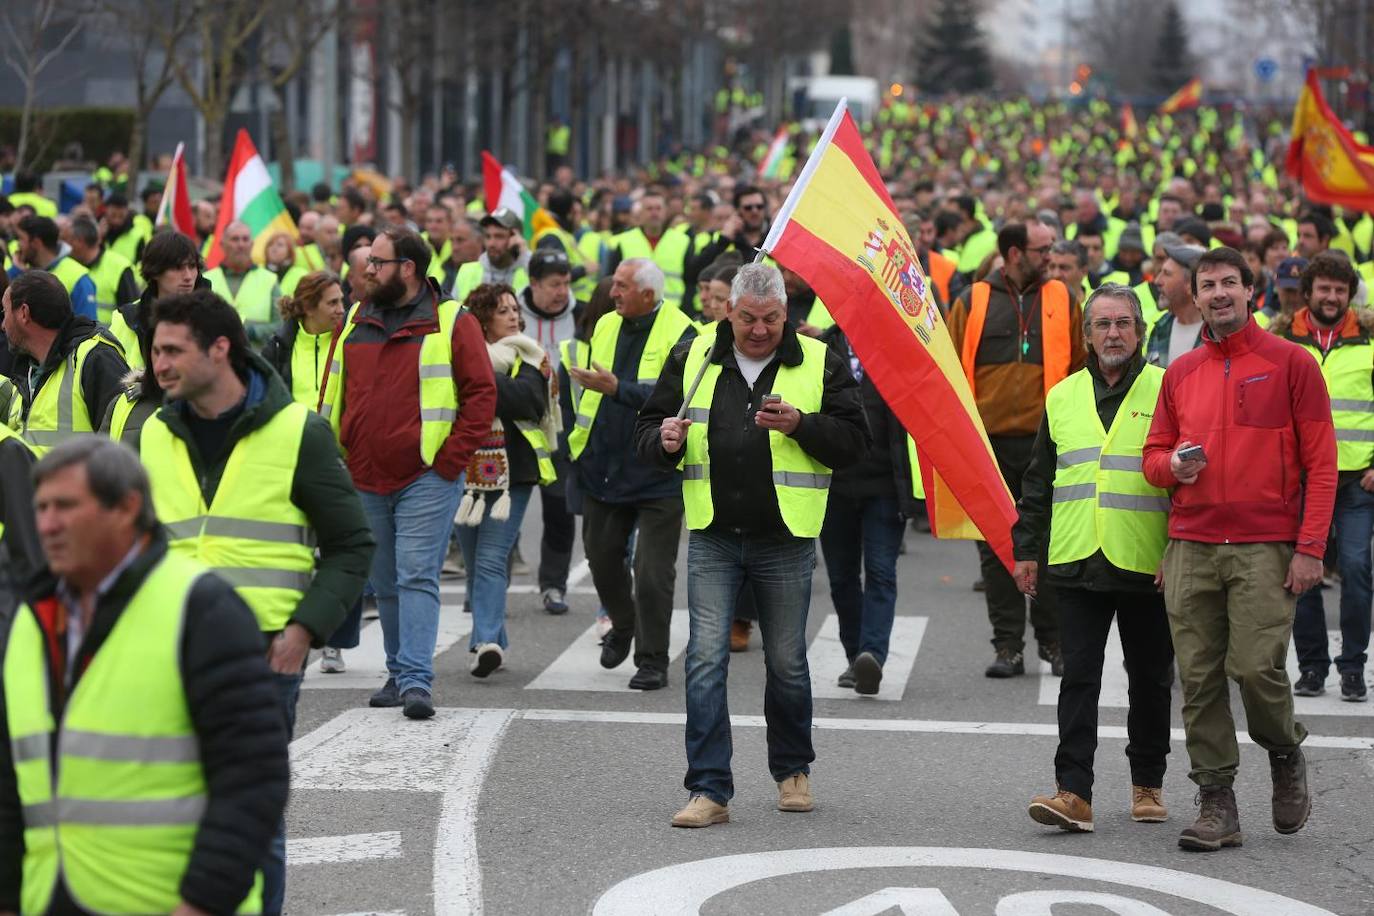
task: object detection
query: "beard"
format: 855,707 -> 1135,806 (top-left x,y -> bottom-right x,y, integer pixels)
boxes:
370,275 -> 407,308
1097,348 -> 1133,370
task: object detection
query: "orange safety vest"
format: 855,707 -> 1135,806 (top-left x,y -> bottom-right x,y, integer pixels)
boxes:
927,250 -> 956,305
960,279 -> 1071,400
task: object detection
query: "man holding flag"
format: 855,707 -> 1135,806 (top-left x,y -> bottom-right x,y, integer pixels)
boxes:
947,221 -> 1085,679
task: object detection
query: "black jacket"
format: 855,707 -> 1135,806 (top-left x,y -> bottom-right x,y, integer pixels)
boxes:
115,274 -> 213,383
1012,354 -> 1158,592
820,327 -> 920,517
574,309 -> 697,504
0,437 -> 39,620
11,316 -> 128,431
634,319 -> 870,537
495,353 -> 551,487
0,535 -> 290,913
134,351 -> 374,644
260,319 -> 302,391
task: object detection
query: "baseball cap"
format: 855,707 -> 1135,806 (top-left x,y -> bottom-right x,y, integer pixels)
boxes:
1163,245 -> 1207,271
480,206 -> 523,233
1276,256 -> 1308,289
529,248 -> 571,279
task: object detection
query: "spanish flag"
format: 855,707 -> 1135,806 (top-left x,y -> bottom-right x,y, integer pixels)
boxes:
760,101 -> 1017,569
1286,70 -> 1374,211
1158,78 -> 1202,114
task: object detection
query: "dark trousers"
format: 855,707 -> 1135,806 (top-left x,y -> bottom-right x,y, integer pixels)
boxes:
1294,477 -> 1374,677
326,597 -> 363,650
582,495 -> 684,670
818,492 -> 904,665
978,434 -> 1058,652
1054,586 -> 1173,803
538,476 -> 576,592
262,670 -> 302,915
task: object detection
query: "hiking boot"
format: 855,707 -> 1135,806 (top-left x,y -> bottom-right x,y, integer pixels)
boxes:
542,588 -> 569,615
985,648 -> 1025,678
1028,788 -> 1093,832
777,773 -> 814,812
853,651 -> 883,695
319,647 -> 346,673
1131,785 -> 1168,822
730,619 -> 752,652
401,688 -> 435,720
1293,670 -> 1325,697
599,628 -> 633,669
368,677 -> 403,708
1340,671 -> 1367,702
671,796 -> 729,828
1038,642 -> 1065,677
1178,785 -> 1242,851
1270,748 -> 1311,835
836,663 -> 856,689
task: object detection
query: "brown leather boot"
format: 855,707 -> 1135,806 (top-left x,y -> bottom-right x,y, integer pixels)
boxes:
1028,789 -> 1093,832
777,773 -> 814,812
1179,785 -> 1242,851
1270,748 -> 1311,835
1131,785 -> 1168,823
730,619 -> 752,652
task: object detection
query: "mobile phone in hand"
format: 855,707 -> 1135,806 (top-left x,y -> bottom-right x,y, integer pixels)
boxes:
762,393 -> 782,410
1177,445 -> 1205,463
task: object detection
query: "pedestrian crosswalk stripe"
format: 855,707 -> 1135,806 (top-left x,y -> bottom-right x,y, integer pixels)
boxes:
302,607 -> 471,690
1288,630 -> 1374,717
524,612 -> 690,692
1036,619 -> 1130,709
287,831 -> 402,865
809,615 -> 927,702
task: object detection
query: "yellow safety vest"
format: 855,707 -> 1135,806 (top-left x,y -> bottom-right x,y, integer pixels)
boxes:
48,255 -> 92,299
8,191 -> 56,219
2,551 -> 263,915
508,356 -> 556,485
107,387 -> 142,446
85,249 -> 134,324
109,307 -> 143,370
1295,333 -> 1374,472
107,215 -> 152,266
610,227 -> 691,309
290,326 -> 335,408
1045,366 -> 1170,574
22,335 -> 124,455
205,266 -> 280,329
141,403 -> 316,632
679,333 -> 832,538
559,338 -> 591,413
320,300 -> 463,465
567,306 -> 695,460
452,262 -> 529,306
276,265 -> 309,297
532,225 -> 597,303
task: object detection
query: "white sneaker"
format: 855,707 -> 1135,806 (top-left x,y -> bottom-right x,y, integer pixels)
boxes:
320,647 -> 346,673
594,615 -> 613,639
471,643 -> 503,678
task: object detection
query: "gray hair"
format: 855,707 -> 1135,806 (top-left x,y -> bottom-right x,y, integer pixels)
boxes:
1082,282 -> 1146,340
33,435 -> 158,533
730,262 -> 786,307
1050,238 -> 1087,268
622,257 -> 665,303
69,215 -> 100,248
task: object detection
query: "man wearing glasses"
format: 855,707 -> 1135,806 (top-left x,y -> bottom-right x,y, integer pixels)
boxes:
1011,284 -> 1175,833
946,220 -> 1086,680
319,227 -> 497,719
688,185 -> 772,281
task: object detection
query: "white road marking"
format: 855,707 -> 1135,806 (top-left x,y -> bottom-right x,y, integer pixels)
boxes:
303,607 -> 472,690
524,611 -> 689,692
432,709 -> 514,916
996,890 -> 1172,915
1288,629 -> 1374,717
590,847 -> 1339,916
821,887 -> 959,915
325,911 -> 406,916
439,584 -> 599,597
1037,619 -> 1129,708
286,831 -> 402,865
810,615 -> 927,702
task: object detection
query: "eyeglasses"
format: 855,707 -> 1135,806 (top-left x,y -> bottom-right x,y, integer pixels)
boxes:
366,256 -> 408,268
1024,245 -> 1052,255
1089,318 -> 1137,332
739,203 -> 766,212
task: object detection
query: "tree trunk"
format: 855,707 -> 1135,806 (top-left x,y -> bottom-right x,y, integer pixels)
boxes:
15,76 -> 36,174
204,105 -> 228,181
270,99 -> 295,192
128,106 -> 147,178
400,99 -> 417,182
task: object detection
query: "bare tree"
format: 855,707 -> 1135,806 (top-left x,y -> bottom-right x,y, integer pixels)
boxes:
260,1 -> 349,191
0,0 -> 86,172
1072,0 -> 1164,95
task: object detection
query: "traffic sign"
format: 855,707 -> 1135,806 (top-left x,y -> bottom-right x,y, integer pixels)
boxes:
1255,57 -> 1279,82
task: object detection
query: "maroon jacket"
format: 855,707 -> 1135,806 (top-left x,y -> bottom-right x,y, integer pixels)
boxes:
335,281 -> 497,493
1142,318 -> 1337,558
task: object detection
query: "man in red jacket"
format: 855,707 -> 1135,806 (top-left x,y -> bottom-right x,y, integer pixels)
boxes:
1143,247 -> 1336,853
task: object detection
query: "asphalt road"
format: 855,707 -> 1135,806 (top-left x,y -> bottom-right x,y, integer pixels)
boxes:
285,497 -> 1374,916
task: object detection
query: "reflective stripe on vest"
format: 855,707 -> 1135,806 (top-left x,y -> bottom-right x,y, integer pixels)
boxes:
559,338 -> 590,412
3,552 -> 264,915
143,402 -> 315,632
205,266 -> 279,327
1045,365 -> 1170,574
509,356 -> 556,485
23,335 -> 122,456
1298,334 -> 1374,471
320,300 -> 463,466
611,227 -> 691,309
960,279 -> 1072,401
567,306 -> 696,460
679,333 -> 832,538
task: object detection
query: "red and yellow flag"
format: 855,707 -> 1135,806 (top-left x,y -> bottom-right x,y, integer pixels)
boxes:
1286,70 -> 1374,211
761,102 -> 1017,569
1158,78 -> 1202,114
1120,102 -> 1139,141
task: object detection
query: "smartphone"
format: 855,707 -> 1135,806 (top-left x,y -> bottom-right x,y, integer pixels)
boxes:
762,393 -> 782,408
1178,445 -> 1206,463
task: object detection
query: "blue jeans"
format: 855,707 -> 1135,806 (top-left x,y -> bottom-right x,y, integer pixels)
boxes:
359,470 -> 463,693
456,485 -> 533,650
684,529 -> 816,805
1295,478 -> 1374,677
262,670 -> 302,915
817,492 -> 903,666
